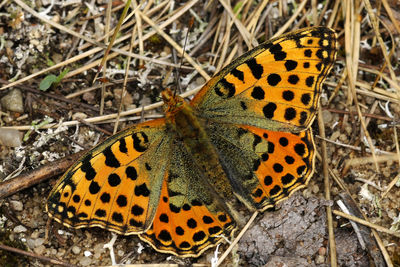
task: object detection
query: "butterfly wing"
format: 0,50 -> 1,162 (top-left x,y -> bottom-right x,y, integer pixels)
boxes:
139,138 -> 236,257
47,119 -> 171,234
206,122 -> 314,211
191,27 -> 337,132
191,27 -> 336,210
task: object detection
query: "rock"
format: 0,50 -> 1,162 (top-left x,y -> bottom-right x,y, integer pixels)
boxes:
84,250 -> 92,257
33,245 -> 45,255
9,200 -> 23,211
80,256 -> 92,266
315,254 -> 325,264
0,128 -> 23,147
1,89 -> 24,113
30,230 -> 40,239
238,194 -> 327,266
322,109 -> 333,123
265,256 -> 312,267
34,238 -> 45,247
26,238 -> 35,249
72,246 -> 81,255
72,112 -> 88,120
14,225 -> 27,233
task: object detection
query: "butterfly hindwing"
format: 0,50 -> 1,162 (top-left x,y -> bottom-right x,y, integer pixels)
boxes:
191,27 -> 337,132
206,122 -> 314,211
140,139 -> 236,257
47,119 -> 171,234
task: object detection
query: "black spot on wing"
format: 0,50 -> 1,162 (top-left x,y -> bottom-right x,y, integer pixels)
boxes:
132,132 -> 149,152
119,138 -> 127,153
103,146 -> 120,168
246,58 -> 263,79
269,43 -> 287,61
230,68 -> 244,82
215,78 -> 236,98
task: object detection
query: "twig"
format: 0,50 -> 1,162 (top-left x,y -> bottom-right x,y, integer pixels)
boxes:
318,106 -> 338,267
0,151 -> 85,199
216,211 -> 258,266
0,243 -> 77,267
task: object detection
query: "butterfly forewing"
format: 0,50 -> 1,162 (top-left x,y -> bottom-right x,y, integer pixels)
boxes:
47,119 -> 170,234
191,27 -> 337,132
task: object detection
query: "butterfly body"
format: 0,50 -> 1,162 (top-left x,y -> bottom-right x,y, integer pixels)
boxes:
163,89 -> 236,202
47,27 -> 337,257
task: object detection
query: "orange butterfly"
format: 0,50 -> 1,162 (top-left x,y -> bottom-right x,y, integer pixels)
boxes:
47,27 -> 337,257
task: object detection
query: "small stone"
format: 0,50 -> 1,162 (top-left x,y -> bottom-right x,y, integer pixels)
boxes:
84,250 -> 92,257
26,238 -> 35,249
1,89 -> 24,113
315,254 -> 325,264
34,238 -> 45,247
72,112 -> 88,120
9,233 -> 14,242
9,200 -> 23,211
82,92 -> 95,103
30,230 -> 40,239
312,184 -> 319,194
80,256 -> 92,266
330,131 -> 340,141
344,126 -> 352,135
318,246 -> 327,255
33,245 -> 45,255
322,109 -> 333,123
72,246 -> 81,255
114,89 -> 133,107
339,134 -> 348,142
0,128 -> 23,147
117,249 -> 124,257
14,225 -> 27,233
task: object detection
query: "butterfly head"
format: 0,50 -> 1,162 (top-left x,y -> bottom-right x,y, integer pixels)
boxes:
161,88 -> 185,117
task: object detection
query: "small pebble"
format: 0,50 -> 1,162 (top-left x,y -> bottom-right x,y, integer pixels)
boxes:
315,254 -> 325,264
33,245 -> 45,255
72,246 -> 81,255
26,238 -> 35,249
1,89 -> 24,113
0,129 -> 23,147
312,184 -> 319,194
13,225 -> 27,233
9,200 -> 23,211
322,109 -> 333,123
339,134 -> 348,142
117,249 -> 124,257
330,131 -> 340,141
84,250 -> 92,257
72,112 -> 88,121
80,256 -> 92,266
34,238 -> 45,247
30,230 -> 40,239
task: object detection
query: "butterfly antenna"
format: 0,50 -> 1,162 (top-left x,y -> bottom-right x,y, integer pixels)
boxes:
173,17 -> 194,97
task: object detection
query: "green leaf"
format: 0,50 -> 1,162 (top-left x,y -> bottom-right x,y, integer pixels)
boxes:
39,75 -> 57,91
39,68 -> 69,91
55,68 -> 69,83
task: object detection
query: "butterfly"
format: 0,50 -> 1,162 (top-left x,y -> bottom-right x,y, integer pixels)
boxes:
46,27 -> 337,257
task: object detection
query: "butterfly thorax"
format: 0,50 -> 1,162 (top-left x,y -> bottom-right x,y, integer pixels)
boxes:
161,89 -> 235,201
